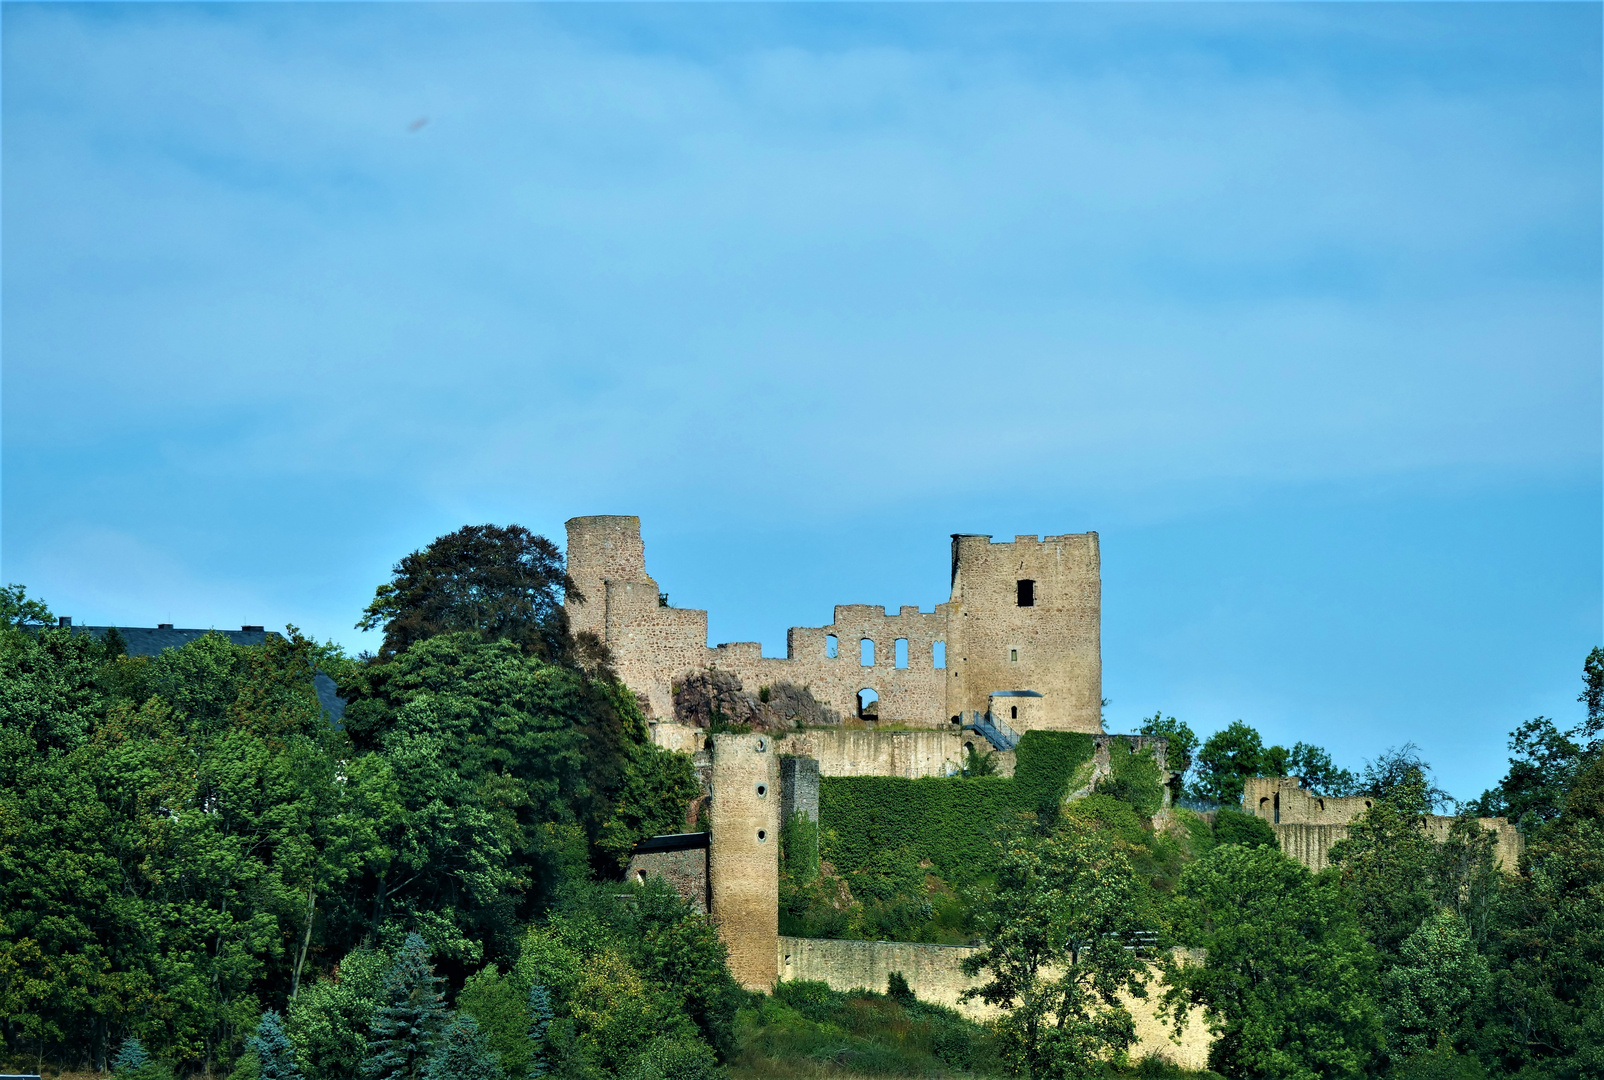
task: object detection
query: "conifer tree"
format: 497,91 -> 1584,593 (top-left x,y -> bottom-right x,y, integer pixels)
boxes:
362,933 -> 447,1080
112,1037 -> 151,1075
422,1013 -> 505,1080
250,1010 -> 304,1080
527,984 -> 554,1079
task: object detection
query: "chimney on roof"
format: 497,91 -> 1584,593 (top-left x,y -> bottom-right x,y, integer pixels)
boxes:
241,625 -> 264,632
58,616 -> 71,627
158,623 -> 175,630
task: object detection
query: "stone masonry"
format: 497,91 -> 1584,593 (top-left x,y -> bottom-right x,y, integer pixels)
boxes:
709,734 -> 779,991
565,515 -> 1103,734
1243,776 -> 1523,873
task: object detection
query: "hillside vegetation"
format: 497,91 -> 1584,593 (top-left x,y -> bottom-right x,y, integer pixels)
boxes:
2,523 -> 1601,1080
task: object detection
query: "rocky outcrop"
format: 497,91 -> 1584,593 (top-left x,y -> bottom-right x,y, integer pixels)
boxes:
673,672 -> 840,731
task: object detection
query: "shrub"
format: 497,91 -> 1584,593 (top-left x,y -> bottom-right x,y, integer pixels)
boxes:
1213,808 -> 1278,849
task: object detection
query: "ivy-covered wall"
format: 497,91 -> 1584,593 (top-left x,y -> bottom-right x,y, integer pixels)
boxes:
817,732 -> 1099,880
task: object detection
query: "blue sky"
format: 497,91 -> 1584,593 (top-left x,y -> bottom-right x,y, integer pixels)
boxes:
3,3 -> 1598,800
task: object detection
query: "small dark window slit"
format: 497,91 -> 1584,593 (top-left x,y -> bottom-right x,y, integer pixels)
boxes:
1017,579 -> 1035,607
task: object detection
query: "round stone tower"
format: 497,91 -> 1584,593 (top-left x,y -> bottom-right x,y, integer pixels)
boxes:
709,733 -> 779,991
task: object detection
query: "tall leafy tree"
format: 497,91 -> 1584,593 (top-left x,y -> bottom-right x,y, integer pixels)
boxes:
358,525 -> 578,662
1161,844 -> 1382,1080
961,816 -> 1152,1080
1479,756 -> 1604,1078
1328,768 -> 1442,962
1191,721 -> 1266,805
1380,910 -> 1489,1062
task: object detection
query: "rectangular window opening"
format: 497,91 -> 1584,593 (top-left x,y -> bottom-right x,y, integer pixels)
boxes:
1009,648 -> 1018,662
895,638 -> 908,669
932,641 -> 946,669
1016,579 -> 1035,607
825,634 -> 838,659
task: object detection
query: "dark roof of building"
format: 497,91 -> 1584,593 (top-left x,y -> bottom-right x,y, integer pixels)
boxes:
632,832 -> 710,854
24,623 -> 345,723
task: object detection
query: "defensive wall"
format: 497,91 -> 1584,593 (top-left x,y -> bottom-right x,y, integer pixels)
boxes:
565,516 -> 1102,733
1243,777 -> 1523,873
778,937 -> 1210,1070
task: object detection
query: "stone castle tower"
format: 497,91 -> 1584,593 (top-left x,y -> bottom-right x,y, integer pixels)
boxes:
564,515 -> 1102,733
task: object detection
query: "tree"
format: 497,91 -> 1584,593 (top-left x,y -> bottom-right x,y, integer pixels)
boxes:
286,948 -> 393,1080
1213,808 -> 1278,849
1286,742 -> 1358,797
1137,713 -> 1196,798
358,525 -> 579,662
422,1013 -> 505,1080
1328,770 -> 1441,962
1359,744 -> 1454,814
1192,721 -> 1265,805
527,984 -> 553,1079
362,934 -> 447,1080
249,1011 -> 304,1080
961,816 -> 1152,1080
1160,844 -> 1382,1080
1380,910 -> 1489,1062
1479,756 -> 1604,1078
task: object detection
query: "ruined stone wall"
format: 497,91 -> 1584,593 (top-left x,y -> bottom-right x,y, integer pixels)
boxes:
780,755 -> 821,826
566,516 -> 952,726
626,843 -> 709,913
710,734 -> 779,990
565,517 -> 1101,734
777,937 -> 1208,1069
1247,777 -> 1524,873
772,729 -> 968,778
946,534 -> 1102,733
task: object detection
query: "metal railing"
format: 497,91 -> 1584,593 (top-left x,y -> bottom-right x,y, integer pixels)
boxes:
962,710 -> 1021,751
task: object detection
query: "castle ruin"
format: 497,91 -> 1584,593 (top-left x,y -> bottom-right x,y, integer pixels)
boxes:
565,515 -> 1103,737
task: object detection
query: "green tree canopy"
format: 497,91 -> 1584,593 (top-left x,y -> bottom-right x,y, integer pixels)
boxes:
358,525 -> 578,662
961,815 -> 1152,1080
1161,844 -> 1382,1080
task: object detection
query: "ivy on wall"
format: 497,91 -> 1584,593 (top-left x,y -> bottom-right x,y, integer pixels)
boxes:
1012,731 -> 1097,814
818,775 -> 1025,883
818,733 -> 1101,881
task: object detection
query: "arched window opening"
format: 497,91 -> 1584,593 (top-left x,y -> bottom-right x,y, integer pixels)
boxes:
1259,797 -> 1270,815
932,641 -> 946,669
895,638 -> 909,669
857,688 -> 879,719
860,638 -> 875,666
1010,705 -> 1018,720
825,634 -> 838,658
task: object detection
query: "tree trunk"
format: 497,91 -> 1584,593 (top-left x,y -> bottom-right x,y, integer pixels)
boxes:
292,886 -> 317,999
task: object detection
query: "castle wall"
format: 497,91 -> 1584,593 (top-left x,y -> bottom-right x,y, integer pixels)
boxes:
710,734 -> 779,990
777,937 -> 1209,1068
1246,777 -> 1524,873
771,729 -> 969,778
564,517 -> 1103,734
626,842 -> 709,913
779,755 -> 821,825
946,534 -> 1102,733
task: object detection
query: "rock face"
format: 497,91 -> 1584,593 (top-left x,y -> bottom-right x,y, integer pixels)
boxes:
673,672 -> 840,732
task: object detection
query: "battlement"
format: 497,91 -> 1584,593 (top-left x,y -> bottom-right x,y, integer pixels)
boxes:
565,516 -> 1102,734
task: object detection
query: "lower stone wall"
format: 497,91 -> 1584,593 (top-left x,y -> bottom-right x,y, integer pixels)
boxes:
1275,817 -> 1524,875
776,937 -> 1210,1069
772,729 -> 966,778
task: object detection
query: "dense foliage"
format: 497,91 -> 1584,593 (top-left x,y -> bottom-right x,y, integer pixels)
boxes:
3,561 -> 1601,1080
0,536 -> 707,1078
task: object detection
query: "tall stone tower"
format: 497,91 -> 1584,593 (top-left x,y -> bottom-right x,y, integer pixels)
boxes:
564,515 -> 710,721
944,533 -> 1102,733
709,733 -> 779,991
